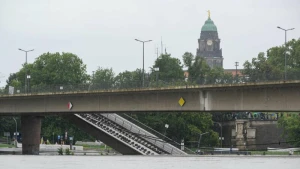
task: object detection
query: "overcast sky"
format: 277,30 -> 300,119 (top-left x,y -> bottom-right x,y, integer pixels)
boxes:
0,0 -> 299,86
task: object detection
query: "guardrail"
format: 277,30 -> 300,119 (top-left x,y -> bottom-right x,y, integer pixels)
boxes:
2,77 -> 299,96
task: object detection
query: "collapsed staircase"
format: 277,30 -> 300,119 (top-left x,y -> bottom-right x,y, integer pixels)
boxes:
74,113 -> 187,155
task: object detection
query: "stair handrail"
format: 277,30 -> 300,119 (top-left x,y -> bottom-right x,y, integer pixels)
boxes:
119,113 -> 195,154
100,113 -> 189,155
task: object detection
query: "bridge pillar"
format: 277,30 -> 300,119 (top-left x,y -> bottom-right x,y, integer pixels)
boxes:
21,115 -> 42,155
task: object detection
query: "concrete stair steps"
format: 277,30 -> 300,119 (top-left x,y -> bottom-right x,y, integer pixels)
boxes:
77,114 -> 158,155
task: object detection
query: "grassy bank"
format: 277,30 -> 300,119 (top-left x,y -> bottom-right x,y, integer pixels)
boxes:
0,143 -> 14,148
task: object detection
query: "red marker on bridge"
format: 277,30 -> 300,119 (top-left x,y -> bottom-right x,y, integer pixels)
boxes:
67,102 -> 73,110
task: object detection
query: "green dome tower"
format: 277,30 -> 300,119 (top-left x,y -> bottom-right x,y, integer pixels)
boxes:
196,11 -> 223,68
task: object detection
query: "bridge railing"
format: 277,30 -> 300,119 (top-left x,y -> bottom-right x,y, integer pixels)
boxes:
1,76 -> 299,96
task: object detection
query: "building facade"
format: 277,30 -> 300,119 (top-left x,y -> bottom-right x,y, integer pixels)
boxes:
196,13 -> 223,68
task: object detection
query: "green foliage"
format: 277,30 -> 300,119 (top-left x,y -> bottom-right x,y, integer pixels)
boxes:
278,114 -> 300,146
114,69 -> 143,88
92,67 -> 115,89
243,38 -> 300,81
41,116 -> 93,143
187,55 -> 210,84
0,143 -> 14,148
58,147 -> 63,155
4,52 -> 92,142
182,52 -> 234,84
152,54 -> 184,80
6,52 -> 89,88
182,52 -> 194,68
0,116 -> 20,138
65,148 -> 71,155
130,112 -> 219,147
32,52 -> 89,85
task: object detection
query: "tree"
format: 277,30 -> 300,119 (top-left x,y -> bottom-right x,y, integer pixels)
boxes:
91,67 -> 115,89
3,52 -> 92,142
0,116 -> 20,141
182,53 -> 210,84
152,54 -> 184,81
182,52 -> 194,68
114,69 -> 143,89
130,112 -> 219,148
278,113 -> 300,146
243,38 -> 300,82
32,52 -> 89,85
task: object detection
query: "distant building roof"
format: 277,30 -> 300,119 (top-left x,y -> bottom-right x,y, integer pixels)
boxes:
201,18 -> 218,32
224,69 -> 243,76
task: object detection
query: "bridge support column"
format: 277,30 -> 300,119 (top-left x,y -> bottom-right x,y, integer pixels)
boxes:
21,115 -> 42,155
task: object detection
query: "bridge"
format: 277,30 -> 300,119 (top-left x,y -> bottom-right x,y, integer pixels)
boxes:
1,80 -> 300,114
1,80 -> 299,155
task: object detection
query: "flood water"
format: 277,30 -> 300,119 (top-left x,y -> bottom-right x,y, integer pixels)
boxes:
0,155 -> 299,169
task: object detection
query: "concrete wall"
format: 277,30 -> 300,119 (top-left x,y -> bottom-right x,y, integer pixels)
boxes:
222,120 -> 290,150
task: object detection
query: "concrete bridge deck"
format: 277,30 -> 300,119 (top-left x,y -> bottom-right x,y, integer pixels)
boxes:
0,80 -> 300,114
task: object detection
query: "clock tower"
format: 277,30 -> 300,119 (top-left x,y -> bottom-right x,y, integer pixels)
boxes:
196,11 -> 223,68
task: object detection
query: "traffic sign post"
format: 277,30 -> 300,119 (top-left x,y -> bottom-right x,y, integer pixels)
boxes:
58,135 -> 61,144
69,137 -> 73,150
4,132 -> 10,145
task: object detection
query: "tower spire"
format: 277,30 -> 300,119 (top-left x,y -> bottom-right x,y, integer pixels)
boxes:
207,10 -> 210,19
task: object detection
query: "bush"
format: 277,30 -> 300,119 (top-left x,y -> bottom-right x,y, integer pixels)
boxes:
58,147 -> 63,155
65,148 -> 71,155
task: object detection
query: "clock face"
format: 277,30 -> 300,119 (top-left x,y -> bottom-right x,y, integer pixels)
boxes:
207,40 -> 213,46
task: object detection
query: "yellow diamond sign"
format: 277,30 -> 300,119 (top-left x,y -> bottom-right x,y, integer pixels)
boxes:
178,97 -> 185,107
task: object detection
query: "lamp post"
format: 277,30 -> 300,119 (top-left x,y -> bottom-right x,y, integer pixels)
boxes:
164,124 -> 169,136
135,39 -> 152,87
277,26 -> 295,81
154,67 -> 159,85
197,132 -> 209,153
235,62 -> 239,82
52,132 -> 54,144
12,117 -> 17,148
213,122 -> 223,148
18,48 -> 34,93
27,75 -> 31,93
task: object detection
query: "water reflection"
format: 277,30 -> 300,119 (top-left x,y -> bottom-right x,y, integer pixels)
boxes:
0,156 -> 299,169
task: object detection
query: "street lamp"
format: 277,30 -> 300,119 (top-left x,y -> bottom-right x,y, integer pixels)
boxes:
277,26 -> 295,81
52,132 -> 54,144
164,124 -> 169,136
235,62 -> 239,77
135,39 -> 152,87
154,67 -> 159,85
27,75 -> 31,93
18,48 -> 34,93
213,122 -> 223,148
197,132 -> 209,153
12,117 -> 17,148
